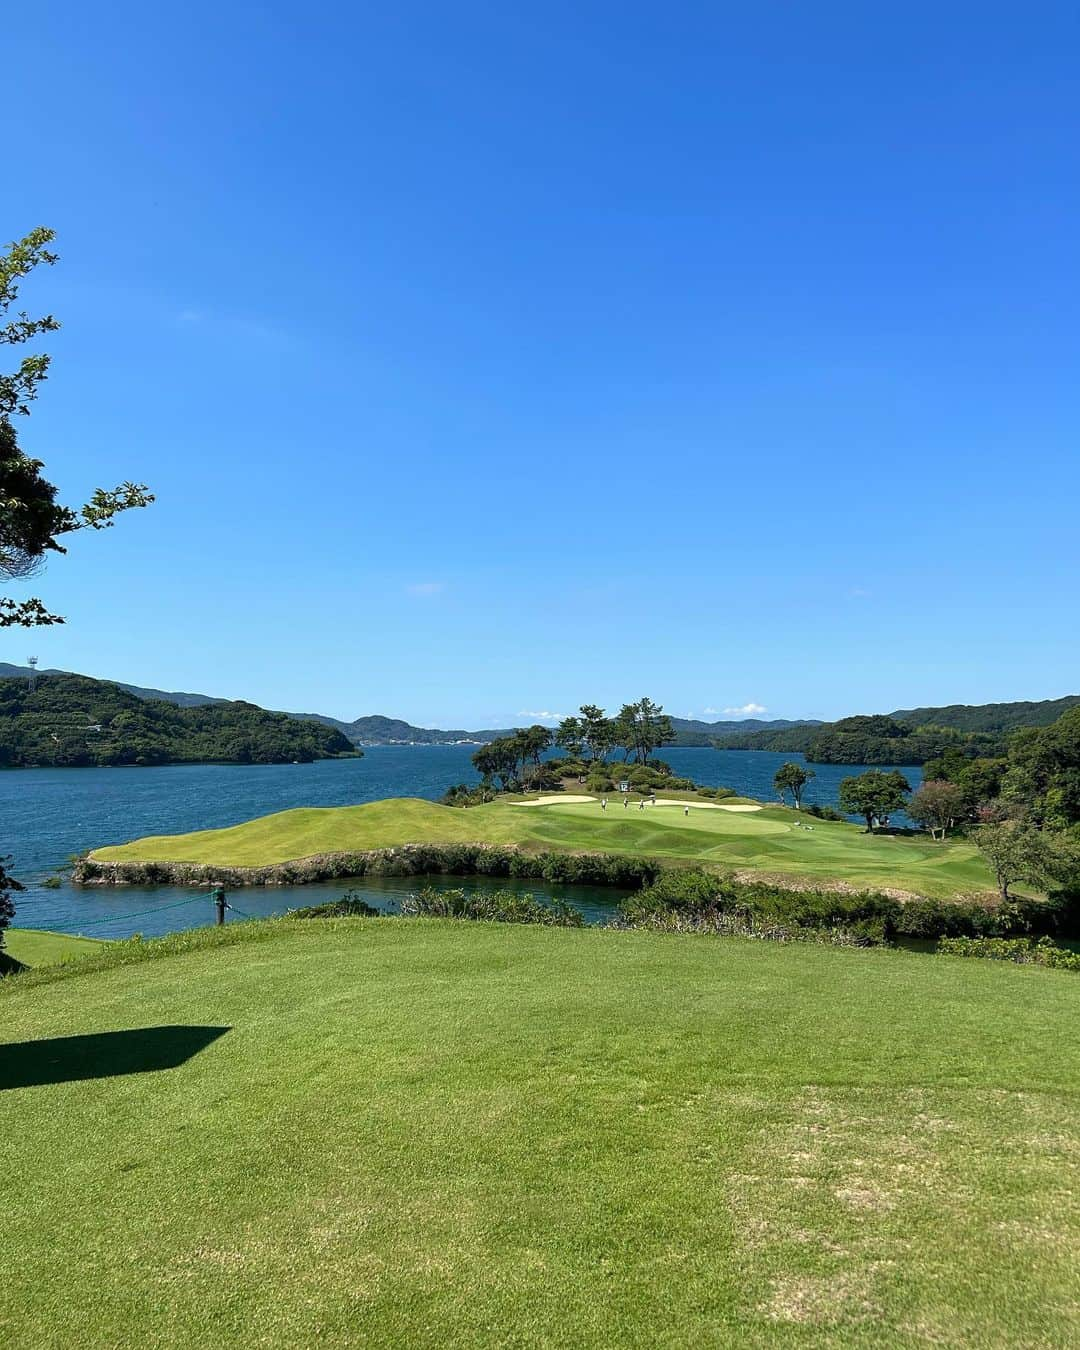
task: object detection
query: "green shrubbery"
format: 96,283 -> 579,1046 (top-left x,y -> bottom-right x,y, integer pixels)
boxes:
805,802 -> 845,821
401,886 -> 584,927
619,869 -> 1080,944
938,935 -> 1080,970
288,894 -> 381,919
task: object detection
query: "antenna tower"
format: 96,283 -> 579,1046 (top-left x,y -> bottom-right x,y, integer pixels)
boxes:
27,656 -> 38,693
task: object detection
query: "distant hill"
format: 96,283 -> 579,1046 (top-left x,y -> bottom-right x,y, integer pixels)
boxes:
722,695 -> 1080,764
889,695 -> 1080,735
669,716 -> 821,747
4,663 -> 1072,759
0,674 -> 356,767
291,712 -> 520,745
0,664 -> 223,709
0,665 -> 818,746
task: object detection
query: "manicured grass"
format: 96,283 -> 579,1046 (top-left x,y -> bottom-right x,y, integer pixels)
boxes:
92,795 -> 1002,899
2,928 -> 106,967
2,919 -> 1078,1346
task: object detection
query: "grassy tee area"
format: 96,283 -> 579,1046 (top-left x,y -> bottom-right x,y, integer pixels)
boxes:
2,928 -> 105,968
91,794 -> 1003,900
2,918 -> 1078,1346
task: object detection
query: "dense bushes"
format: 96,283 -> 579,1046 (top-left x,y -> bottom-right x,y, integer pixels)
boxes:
401,886 -> 584,927
288,894 -> 381,919
620,869 -> 1080,944
938,936 -> 1080,971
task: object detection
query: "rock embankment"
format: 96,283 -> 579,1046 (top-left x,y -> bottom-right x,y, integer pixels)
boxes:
73,844 -> 662,890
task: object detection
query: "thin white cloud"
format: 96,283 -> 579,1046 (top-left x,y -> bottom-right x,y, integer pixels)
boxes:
517,709 -> 566,722
723,702 -> 767,716
703,706 -> 719,715
849,587 -> 871,599
405,581 -> 445,597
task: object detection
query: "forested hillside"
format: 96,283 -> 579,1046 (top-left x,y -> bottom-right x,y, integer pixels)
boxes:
718,695 -> 1080,764
0,675 -> 357,767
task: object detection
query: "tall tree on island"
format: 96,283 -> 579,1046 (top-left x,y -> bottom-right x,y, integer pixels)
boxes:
472,739 -> 519,791
0,227 -> 152,961
837,770 -> 911,833
579,705 -> 616,764
615,698 -> 675,765
1,228 -> 152,628
773,761 -> 814,809
514,724 -> 553,787
554,715 -> 585,760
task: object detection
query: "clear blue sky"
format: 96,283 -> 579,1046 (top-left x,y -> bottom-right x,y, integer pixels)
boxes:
6,2 -> 1079,726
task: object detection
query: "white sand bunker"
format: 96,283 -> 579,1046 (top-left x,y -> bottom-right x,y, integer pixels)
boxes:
651,800 -> 762,812
511,794 -> 597,806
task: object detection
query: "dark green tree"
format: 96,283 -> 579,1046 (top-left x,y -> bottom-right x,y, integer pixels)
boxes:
513,724 -> 553,786
614,698 -> 674,765
0,855 -> 21,967
554,715 -> 584,759
579,704 -> 616,764
773,761 -> 814,808
471,738 -> 520,791
1,228 -> 153,627
838,769 -> 911,833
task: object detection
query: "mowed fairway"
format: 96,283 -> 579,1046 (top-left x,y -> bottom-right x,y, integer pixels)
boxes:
91,796 -> 1001,899
2,920 -> 1078,1347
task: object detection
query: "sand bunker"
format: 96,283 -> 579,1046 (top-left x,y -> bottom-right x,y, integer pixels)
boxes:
511,795 -> 763,811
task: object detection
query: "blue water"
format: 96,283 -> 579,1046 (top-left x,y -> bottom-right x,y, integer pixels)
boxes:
2,747 -> 922,938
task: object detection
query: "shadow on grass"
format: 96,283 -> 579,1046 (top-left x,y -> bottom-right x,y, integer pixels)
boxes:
0,1025 -> 230,1091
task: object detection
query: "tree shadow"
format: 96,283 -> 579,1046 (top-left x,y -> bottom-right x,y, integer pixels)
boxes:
0,1025 -> 230,1091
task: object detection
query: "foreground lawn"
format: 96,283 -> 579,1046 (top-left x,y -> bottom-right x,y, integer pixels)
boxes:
90,795 -> 999,899
3,928 -> 106,967
2,920 -> 1078,1347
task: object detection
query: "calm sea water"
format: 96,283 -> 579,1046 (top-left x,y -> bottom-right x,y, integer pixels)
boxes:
2,746 -> 922,939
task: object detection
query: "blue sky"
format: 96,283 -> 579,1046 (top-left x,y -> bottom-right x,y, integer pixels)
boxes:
5,2 -> 1079,726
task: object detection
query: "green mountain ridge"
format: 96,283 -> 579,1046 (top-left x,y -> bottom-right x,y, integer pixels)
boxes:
0,664 -> 818,745
0,674 -> 356,768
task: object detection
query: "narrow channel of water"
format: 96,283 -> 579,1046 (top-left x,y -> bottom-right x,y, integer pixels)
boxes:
24,873 -> 629,940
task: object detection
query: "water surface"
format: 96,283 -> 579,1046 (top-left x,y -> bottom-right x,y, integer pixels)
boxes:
3,746 -> 922,938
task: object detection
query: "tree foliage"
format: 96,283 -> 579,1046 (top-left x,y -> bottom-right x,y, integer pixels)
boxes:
837,769 -> 911,833
0,854 -> 21,962
614,698 -> 674,765
972,821 -> 1080,901
1,228 -> 153,627
906,779 -> 966,841
773,761 -> 814,808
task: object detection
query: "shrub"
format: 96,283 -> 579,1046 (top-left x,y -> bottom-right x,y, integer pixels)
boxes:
401,887 -> 584,927
288,893 -> 381,919
619,869 -> 1080,944
938,936 -> 1080,971
805,803 -> 845,821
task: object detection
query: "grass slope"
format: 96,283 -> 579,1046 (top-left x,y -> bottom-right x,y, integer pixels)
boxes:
92,796 -> 1000,899
2,928 -> 105,967
2,919 -> 1078,1347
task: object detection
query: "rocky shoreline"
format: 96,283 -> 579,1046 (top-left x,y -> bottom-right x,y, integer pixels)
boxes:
72,843 -> 661,890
